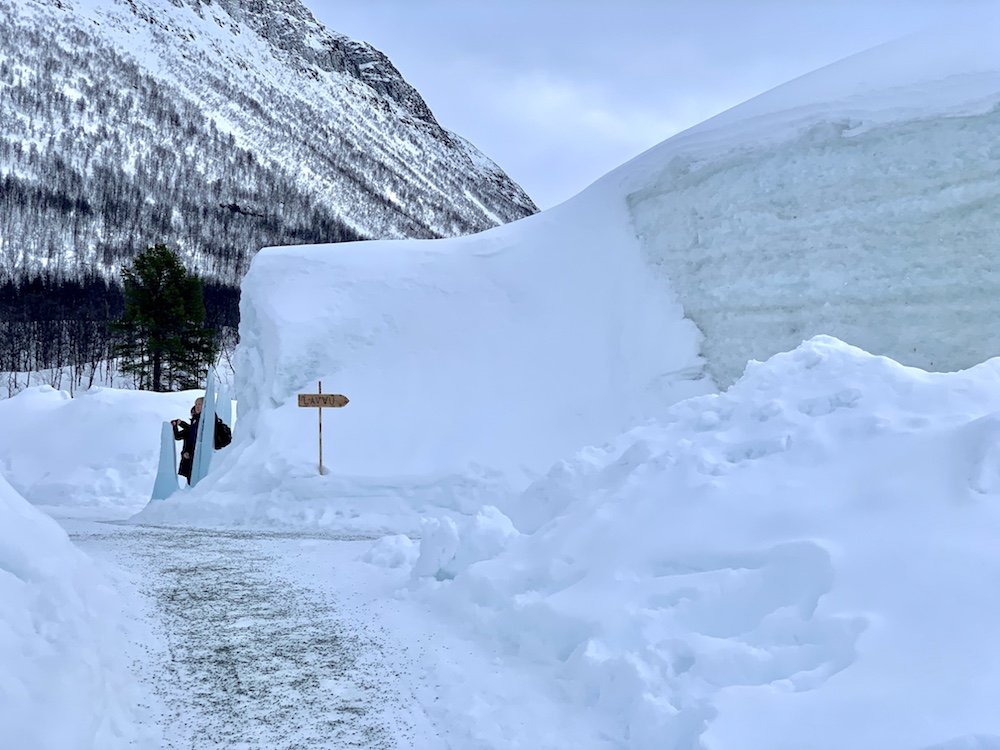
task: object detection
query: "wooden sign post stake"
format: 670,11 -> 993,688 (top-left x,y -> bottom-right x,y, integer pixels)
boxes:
318,380 -> 324,475
297,382 -> 349,475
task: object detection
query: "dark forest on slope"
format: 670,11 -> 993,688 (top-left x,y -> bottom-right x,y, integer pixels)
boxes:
0,276 -> 240,386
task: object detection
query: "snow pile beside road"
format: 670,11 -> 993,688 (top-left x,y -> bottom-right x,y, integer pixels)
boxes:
403,337 -> 1000,750
0,386 -> 204,518
232,198 -> 708,484
0,473 -> 151,748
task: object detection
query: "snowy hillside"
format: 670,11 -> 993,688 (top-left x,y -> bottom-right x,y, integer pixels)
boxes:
0,0 -> 536,283
0,0 -> 539,395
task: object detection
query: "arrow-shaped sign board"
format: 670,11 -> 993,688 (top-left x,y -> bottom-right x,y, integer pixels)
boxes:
297,383 -> 349,475
298,394 -> 349,408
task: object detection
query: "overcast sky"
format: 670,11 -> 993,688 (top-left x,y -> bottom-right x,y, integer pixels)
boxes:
304,1 -> 989,209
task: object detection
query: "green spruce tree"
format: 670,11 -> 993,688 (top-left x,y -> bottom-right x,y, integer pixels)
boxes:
111,244 -> 217,391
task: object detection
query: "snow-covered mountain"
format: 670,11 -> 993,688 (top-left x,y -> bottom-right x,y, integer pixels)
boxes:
0,0 -> 537,283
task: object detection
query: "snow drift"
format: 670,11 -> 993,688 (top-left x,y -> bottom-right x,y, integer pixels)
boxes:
405,336 -> 1000,750
0,472 -> 150,748
0,386 -> 202,518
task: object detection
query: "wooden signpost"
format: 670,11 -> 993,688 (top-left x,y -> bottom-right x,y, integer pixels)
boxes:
297,381 -> 349,475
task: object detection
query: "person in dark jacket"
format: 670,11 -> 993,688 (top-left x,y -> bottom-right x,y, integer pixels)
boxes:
171,397 -> 203,484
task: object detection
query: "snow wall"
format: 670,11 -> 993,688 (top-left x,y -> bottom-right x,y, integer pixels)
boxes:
626,22 -> 1000,385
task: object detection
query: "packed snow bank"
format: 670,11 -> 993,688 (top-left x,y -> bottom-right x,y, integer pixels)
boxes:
400,337 -> 1000,750
0,472 -> 152,748
0,385 -> 204,517
235,198 -> 710,479
621,21 -> 1000,384
136,189 -> 711,530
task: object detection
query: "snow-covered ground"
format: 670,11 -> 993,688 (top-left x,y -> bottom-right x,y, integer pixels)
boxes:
0,475 -> 156,749
405,336 -> 1000,750
12,337 -> 1000,749
8,15 -> 1000,750
65,520 -> 445,749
